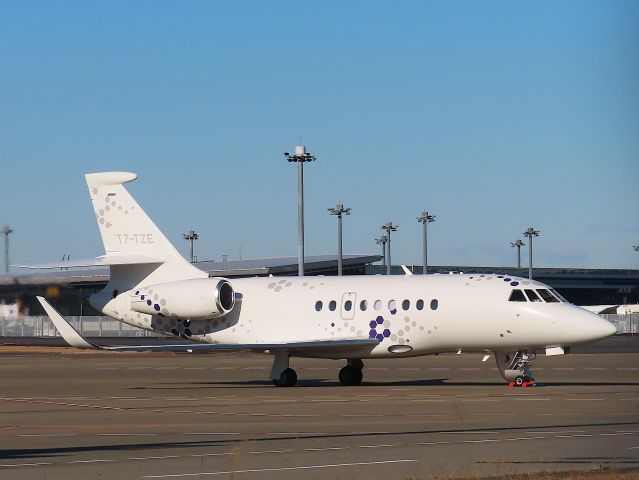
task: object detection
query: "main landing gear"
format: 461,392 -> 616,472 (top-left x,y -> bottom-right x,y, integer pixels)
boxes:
271,351 -> 297,387
495,351 -> 536,386
339,359 -> 364,386
270,353 -> 365,387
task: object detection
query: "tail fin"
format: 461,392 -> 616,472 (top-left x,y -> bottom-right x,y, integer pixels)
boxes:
85,172 -> 205,287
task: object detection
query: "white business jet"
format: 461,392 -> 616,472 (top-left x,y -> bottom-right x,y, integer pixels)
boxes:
33,172 -> 616,387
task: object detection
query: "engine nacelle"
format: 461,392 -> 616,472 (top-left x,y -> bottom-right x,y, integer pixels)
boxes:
130,278 -> 235,320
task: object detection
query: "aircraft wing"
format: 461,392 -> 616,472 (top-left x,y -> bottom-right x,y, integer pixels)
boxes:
18,254 -> 163,269
37,297 -> 379,355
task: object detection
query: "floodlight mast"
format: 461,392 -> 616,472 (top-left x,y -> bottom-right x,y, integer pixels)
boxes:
1,225 -> 12,273
375,235 -> 387,267
285,146 -> 316,276
416,211 -> 435,274
327,203 -> 351,276
381,222 -> 398,275
510,239 -> 525,269
183,229 -> 199,263
523,227 -> 540,279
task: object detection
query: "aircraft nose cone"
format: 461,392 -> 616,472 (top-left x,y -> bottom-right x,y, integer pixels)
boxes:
599,319 -> 618,338
562,307 -> 618,345
581,312 -> 617,341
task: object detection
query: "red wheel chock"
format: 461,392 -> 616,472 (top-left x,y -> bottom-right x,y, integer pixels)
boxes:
508,381 -> 536,388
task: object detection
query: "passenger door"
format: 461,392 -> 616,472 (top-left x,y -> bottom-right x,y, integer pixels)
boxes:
341,292 -> 357,320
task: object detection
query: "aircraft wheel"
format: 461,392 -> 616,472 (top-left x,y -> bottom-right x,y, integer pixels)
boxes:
273,368 -> 297,387
515,375 -> 525,386
339,366 -> 363,386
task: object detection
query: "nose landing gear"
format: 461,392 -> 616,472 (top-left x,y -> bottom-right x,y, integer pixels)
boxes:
495,351 -> 536,387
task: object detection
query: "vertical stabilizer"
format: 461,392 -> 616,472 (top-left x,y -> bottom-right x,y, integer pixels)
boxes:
85,172 -> 205,287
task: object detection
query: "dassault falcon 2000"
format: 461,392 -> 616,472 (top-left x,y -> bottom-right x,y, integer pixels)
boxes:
32,172 -> 616,387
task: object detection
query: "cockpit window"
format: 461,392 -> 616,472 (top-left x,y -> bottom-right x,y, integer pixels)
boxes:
550,289 -> 568,303
508,290 -> 527,302
536,289 -> 559,303
524,289 -> 542,302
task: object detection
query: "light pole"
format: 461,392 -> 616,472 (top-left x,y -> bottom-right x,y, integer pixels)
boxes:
375,235 -> 387,267
327,203 -> 351,276
381,222 -> 398,275
523,227 -> 540,280
510,239 -> 525,269
416,211 -> 435,274
183,229 -> 198,263
1,225 -> 12,273
285,145 -> 316,276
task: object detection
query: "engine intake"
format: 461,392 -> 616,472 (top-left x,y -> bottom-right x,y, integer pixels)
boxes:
130,278 -> 235,320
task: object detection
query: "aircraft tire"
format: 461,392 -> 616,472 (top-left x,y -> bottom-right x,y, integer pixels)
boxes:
273,368 -> 297,387
339,366 -> 363,386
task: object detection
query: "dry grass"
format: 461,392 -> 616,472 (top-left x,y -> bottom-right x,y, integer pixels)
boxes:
430,468 -> 639,480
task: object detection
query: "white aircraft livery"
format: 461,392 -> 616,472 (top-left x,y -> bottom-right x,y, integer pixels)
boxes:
33,172 -> 617,387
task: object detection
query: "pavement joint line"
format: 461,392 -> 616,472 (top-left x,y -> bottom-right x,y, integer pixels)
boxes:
141,459 -> 419,478
2,427 -> 637,468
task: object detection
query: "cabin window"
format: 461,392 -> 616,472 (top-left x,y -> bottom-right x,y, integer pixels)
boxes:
329,300 -> 337,311
374,300 -> 382,311
537,289 -> 559,303
388,300 -> 397,312
416,299 -> 424,310
524,289 -> 542,302
344,300 -> 353,311
402,299 -> 410,310
430,299 -> 439,310
508,290 -> 526,302
360,300 -> 368,311
315,300 -> 323,311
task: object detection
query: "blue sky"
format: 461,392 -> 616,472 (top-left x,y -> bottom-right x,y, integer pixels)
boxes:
1,1 -> 638,269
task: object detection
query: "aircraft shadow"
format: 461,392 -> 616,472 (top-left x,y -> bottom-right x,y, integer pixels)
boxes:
129,378 -> 639,389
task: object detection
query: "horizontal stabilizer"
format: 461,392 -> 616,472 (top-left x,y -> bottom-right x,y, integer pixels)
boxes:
17,254 -> 163,269
36,297 -> 98,349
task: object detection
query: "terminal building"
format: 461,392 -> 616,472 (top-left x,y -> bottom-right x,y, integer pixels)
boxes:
0,254 -> 638,317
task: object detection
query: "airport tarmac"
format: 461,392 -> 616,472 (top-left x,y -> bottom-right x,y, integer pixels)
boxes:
0,347 -> 638,480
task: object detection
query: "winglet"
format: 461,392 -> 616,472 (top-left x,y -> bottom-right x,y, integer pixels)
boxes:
400,265 -> 413,276
36,297 -> 98,349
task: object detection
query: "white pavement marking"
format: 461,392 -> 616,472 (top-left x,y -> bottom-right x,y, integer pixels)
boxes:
142,459 -> 419,478
566,398 -> 604,401
67,459 -> 115,464
250,449 -> 295,454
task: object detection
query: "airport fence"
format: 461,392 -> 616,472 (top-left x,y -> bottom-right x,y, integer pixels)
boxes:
602,314 -> 638,335
0,314 -> 636,338
0,315 -> 154,337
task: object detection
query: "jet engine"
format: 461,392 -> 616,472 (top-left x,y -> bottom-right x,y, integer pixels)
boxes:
130,278 -> 235,320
